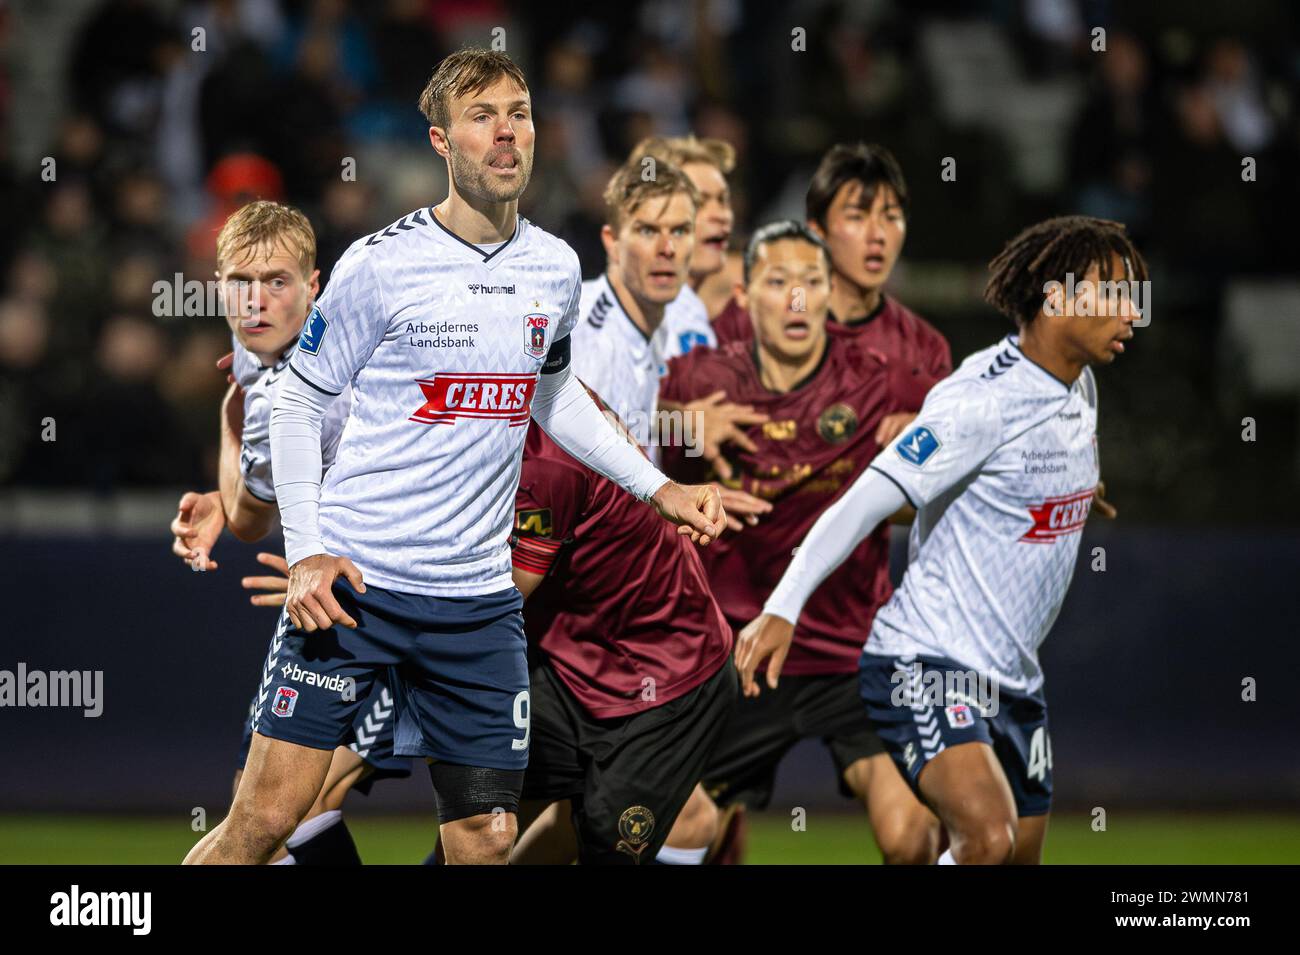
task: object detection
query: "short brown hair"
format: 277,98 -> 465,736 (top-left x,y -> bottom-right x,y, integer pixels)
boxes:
216,200 -> 315,275
630,135 -> 735,176
805,143 -> 908,229
602,160 -> 701,229
418,48 -> 529,130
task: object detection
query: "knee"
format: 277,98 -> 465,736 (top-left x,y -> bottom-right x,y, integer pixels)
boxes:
227,801 -> 301,853
876,808 -> 942,865
952,817 -> 1016,865
668,790 -> 720,848
446,811 -> 517,863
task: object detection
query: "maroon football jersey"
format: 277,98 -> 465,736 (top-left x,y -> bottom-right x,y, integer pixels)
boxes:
513,422 -> 733,719
712,294 -> 952,408
660,336 -> 900,675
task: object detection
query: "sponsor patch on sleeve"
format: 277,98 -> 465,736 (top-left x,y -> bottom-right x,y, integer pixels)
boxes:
678,331 -> 709,354
298,305 -> 329,356
514,507 -> 553,538
895,425 -> 941,467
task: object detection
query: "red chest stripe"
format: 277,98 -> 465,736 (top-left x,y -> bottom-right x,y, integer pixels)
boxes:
1020,488 -> 1094,543
410,373 -> 536,427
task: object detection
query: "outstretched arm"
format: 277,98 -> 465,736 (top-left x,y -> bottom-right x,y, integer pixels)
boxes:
531,341 -> 726,545
735,469 -> 906,695
218,380 -> 277,542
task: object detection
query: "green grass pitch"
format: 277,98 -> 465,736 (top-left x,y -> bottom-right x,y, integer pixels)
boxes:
2,812 -> 1297,864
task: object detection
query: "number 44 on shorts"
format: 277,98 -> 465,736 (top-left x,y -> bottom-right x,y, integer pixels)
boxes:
1027,726 -> 1053,782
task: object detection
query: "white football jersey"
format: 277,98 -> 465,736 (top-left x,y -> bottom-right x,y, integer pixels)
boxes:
231,340 -> 349,502
287,209 -> 582,597
656,284 -> 716,362
867,335 -> 1100,694
570,273 -> 665,456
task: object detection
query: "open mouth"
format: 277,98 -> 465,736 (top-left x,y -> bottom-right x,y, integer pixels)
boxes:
1110,333 -> 1133,354
784,318 -> 812,340
864,253 -> 886,273
702,231 -> 729,252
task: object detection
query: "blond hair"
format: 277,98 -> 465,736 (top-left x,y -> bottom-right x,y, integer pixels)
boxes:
630,135 -> 736,176
602,160 -> 701,229
216,200 -> 316,276
418,48 -> 529,130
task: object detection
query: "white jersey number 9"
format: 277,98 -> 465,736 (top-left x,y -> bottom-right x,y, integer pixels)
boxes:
511,690 -> 530,752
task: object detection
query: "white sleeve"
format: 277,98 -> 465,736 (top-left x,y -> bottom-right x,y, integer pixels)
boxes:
272,246 -> 387,566
270,370 -> 335,566
288,246 -> 389,396
869,377 -> 1003,508
763,469 -> 907,625
530,335 -> 669,502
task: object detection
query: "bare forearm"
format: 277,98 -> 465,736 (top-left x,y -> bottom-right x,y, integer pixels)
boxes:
218,414 -> 276,541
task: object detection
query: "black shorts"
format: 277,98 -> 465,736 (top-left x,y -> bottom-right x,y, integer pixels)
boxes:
523,658 -> 738,864
702,670 -> 885,810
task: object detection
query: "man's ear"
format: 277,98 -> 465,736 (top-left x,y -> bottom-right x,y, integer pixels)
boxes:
600,224 -> 619,267
428,126 -> 450,160
306,268 -> 321,300
734,280 -> 749,312
806,219 -> 826,240
1042,280 -> 1065,318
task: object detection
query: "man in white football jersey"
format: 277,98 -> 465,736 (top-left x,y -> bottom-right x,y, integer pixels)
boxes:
186,49 -> 724,866
570,160 -> 700,457
171,201 -> 409,865
737,216 -> 1147,864
628,134 -> 737,355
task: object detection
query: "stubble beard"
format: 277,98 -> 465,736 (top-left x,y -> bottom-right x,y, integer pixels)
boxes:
448,139 -> 533,204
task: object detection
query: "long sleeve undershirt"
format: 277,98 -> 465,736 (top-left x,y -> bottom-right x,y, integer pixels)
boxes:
763,467 -> 907,626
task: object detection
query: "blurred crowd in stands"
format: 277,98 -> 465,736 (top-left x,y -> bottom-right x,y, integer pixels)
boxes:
0,0 -> 1296,521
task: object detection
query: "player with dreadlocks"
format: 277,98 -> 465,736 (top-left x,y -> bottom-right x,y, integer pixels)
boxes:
738,215 -> 1146,864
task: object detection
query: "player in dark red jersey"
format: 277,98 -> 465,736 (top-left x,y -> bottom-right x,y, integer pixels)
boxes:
712,142 -> 951,451
659,221 -> 941,864
507,411 -> 738,865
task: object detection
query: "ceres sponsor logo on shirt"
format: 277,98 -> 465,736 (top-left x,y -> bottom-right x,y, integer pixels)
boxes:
410,373 -> 536,427
1020,488 -> 1093,543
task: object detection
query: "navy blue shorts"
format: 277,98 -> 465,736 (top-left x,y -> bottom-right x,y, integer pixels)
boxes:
236,666 -> 410,794
859,651 -> 1052,817
250,582 -> 529,771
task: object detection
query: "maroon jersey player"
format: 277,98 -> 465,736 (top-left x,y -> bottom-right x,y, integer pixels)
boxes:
660,221 -> 941,864
508,413 -> 737,865
712,143 -> 951,450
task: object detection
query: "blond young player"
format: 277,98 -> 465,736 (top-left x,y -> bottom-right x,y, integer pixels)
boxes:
170,201 -> 408,864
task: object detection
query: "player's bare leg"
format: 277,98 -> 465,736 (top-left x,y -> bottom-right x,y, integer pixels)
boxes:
440,812 -> 517,864
266,746 -> 371,864
916,741 -> 1018,864
1011,814 -> 1049,865
184,733 -> 333,864
512,799 -> 578,864
843,753 -> 942,864
658,784 -> 719,864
